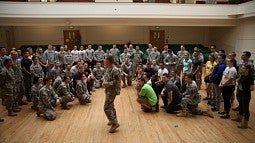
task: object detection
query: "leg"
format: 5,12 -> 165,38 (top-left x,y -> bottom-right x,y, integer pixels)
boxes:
104,94 -> 118,124
136,97 -> 153,110
121,75 -> 127,88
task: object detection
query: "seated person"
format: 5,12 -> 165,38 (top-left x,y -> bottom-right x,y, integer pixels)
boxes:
37,77 -> 60,121
177,74 -> 213,118
76,74 -> 92,105
93,62 -> 105,88
161,73 -> 182,113
136,77 -> 158,112
57,76 -> 75,110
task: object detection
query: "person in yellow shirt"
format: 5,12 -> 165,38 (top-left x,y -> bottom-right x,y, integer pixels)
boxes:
203,54 -> 217,100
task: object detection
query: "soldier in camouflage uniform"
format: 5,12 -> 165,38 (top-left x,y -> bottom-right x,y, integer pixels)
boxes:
110,44 -> 120,66
164,49 -> 178,75
127,44 -> 136,56
11,51 -> 26,107
0,48 -> 8,71
160,44 -> 169,63
79,46 -> 86,62
71,46 -> 80,62
57,76 -> 74,109
48,61 -> 61,80
43,44 -> 57,70
121,58 -> 133,88
103,55 -> 121,133
38,78 -> 60,121
76,74 -> 92,105
53,71 -> 66,92
57,46 -> 67,69
148,47 -> 160,64
146,43 -> 153,62
64,50 -> 74,67
31,76 -> 43,110
93,62 -> 105,88
30,56 -> 44,84
177,74 -> 213,118
94,45 -> 105,67
119,48 -> 131,64
0,59 -> 18,116
132,46 -> 144,78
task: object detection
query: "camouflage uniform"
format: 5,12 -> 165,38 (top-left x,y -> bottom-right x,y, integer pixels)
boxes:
110,48 -> 120,65
132,50 -> 144,77
164,53 -> 178,74
48,67 -> 61,80
128,48 -> 135,57
71,50 -> 80,62
31,83 -> 43,110
178,81 -> 201,115
146,48 -> 153,60
38,85 -> 59,121
76,80 -> 91,105
119,52 -> 131,64
160,49 -> 168,63
94,49 -> 105,66
12,59 -> 24,105
0,55 -> 8,71
64,54 -> 74,66
148,50 -> 160,63
93,67 -> 105,88
121,62 -> 133,86
43,49 -> 57,69
30,63 -> 44,84
57,82 -> 74,108
103,66 -> 121,125
0,66 -> 16,114
79,50 -> 86,61
53,76 -> 62,92
57,51 -> 67,68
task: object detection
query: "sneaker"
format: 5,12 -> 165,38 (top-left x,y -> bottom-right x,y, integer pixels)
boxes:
109,123 -> 120,133
143,108 -> 152,112
13,108 -> 21,113
220,114 -> 230,119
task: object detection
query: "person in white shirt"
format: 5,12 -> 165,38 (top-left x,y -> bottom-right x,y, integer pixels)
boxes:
219,58 -> 237,119
158,62 -> 169,81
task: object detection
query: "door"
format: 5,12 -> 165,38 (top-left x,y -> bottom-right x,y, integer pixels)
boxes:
63,30 -> 81,50
149,30 -> 165,52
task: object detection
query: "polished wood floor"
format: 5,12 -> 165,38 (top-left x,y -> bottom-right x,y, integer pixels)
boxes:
0,82 -> 255,143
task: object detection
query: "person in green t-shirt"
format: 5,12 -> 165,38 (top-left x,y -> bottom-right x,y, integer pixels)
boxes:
136,77 -> 158,112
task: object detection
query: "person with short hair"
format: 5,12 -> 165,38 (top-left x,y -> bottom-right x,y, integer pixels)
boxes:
121,58 -> 133,88
136,77 -> 158,112
161,73 -> 182,113
38,77 -> 60,121
76,73 -> 92,105
102,55 -> 121,133
93,62 -> 105,88
31,76 -> 43,110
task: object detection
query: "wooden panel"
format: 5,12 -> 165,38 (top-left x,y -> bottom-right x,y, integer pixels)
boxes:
155,0 -> 170,3
150,30 -> 165,52
63,30 -> 81,50
57,0 -> 94,2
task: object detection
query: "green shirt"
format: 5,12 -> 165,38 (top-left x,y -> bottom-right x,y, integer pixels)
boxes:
139,84 -> 157,106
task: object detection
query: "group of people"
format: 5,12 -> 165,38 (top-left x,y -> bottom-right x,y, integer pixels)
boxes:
0,43 -> 254,133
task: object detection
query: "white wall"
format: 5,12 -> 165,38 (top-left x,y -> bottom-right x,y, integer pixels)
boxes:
12,26 -> 210,48
210,17 -> 255,63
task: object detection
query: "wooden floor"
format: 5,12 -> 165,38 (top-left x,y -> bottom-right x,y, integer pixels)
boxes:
0,82 -> 255,143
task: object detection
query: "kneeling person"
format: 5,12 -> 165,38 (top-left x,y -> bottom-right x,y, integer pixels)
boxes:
136,77 -> 158,112
76,74 -> 92,105
161,73 -> 182,113
57,76 -> 74,109
38,78 -> 60,121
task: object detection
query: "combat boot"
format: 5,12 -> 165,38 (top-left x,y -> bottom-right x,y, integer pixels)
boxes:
107,121 -> 112,126
109,123 -> 120,133
0,118 -> 4,122
8,110 -> 17,116
176,109 -> 187,117
13,108 -> 21,112
232,114 -> 242,122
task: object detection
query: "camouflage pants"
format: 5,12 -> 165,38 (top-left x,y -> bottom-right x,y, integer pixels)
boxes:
32,96 -> 39,109
78,94 -> 91,105
16,81 -> 25,103
104,94 -> 118,124
2,89 -> 15,111
60,95 -> 73,106
194,72 -> 202,90
121,75 -> 132,86
181,95 -> 201,111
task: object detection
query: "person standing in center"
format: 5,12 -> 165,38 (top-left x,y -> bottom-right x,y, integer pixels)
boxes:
102,55 -> 121,133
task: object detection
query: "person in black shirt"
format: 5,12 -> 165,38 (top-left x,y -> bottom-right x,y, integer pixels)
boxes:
161,73 -> 182,113
84,63 -> 95,94
21,51 -> 33,102
232,65 -> 254,129
144,62 -> 155,76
